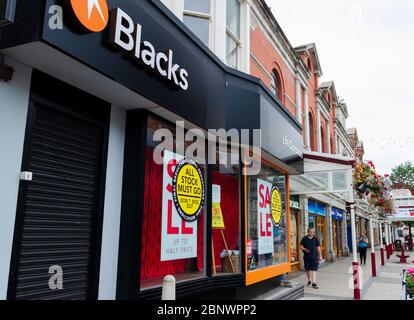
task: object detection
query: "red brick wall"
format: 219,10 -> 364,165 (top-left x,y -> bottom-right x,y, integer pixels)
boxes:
250,26 -> 297,116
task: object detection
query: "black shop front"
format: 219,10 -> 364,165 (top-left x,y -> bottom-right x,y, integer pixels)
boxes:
0,0 -> 303,300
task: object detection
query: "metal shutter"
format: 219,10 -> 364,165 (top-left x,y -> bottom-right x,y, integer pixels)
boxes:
14,103 -> 104,300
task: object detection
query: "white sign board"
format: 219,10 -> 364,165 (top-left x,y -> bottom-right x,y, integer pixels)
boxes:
161,150 -> 198,261
257,179 -> 274,255
212,184 -> 221,203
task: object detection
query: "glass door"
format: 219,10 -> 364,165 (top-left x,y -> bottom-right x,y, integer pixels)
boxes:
316,216 -> 326,259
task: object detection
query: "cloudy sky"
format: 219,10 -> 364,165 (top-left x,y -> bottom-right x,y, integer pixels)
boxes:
267,0 -> 414,175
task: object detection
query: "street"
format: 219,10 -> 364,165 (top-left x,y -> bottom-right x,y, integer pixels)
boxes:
286,249 -> 413,300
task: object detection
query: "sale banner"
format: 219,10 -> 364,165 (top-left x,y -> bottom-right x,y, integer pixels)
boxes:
257,178 -> 274,255
161,150 -> 198,261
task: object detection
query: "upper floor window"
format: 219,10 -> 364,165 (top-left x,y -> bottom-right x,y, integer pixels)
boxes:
271,69 -> 282,101
183,0 -> 212,47
226,0 -> 241,68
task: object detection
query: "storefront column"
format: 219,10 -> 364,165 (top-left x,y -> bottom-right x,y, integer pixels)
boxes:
0,56 -> 32,299
326,205 -> 335,262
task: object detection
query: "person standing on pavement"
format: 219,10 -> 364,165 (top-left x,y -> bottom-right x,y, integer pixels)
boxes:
358,232 -> 369,265
300,228 -> 322,289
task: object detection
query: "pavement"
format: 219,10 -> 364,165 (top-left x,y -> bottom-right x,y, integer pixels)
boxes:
284,248 -> 414,300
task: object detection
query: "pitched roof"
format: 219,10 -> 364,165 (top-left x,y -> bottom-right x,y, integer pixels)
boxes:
294,43 -> 323,77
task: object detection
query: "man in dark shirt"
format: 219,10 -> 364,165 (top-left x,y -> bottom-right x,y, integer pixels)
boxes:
300,228 -> 322,289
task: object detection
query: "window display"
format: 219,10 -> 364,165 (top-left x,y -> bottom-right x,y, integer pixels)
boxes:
211,160 -> 241,275
247,164 -> 288,270
140,116 -> 205,289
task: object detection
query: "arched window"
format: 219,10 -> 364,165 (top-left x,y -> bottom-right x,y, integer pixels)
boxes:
321,126 -> 327,153
271,69 -> 282,101
330,137 -> 334,154
307,57 -> 312,71
309,112 -> 316,151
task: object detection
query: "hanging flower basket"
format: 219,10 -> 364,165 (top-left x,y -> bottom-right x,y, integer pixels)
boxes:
406,268 -> 414,300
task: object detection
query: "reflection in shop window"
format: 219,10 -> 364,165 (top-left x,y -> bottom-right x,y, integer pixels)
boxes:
140,116 -> 206,289
211,151 -> 241,276
247,165 -> 288,270
226,0 -> 241,69
183,0 -> 211,47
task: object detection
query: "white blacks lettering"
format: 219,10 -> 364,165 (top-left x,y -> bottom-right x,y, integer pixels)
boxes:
109,7 -> 189,90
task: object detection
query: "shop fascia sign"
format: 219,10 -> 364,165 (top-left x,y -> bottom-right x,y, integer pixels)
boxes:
67,1 -> 189,91
290,197 -> 300,210
109,8 -> 189,91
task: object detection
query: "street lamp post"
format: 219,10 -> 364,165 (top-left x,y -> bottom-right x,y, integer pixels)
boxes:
385,221 -> 390,259
379,219 -> 385,266
369,214 -> 376,277
349,203 -> 360,299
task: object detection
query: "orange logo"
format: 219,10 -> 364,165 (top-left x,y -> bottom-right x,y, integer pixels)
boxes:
69,0 -> 109,32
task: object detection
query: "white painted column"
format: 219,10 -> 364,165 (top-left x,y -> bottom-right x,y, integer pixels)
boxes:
350,204 -> 358,263
326,124 -> 331,154
369,217 -> 375,253
385,222 -> 389,247
240,0 -> 251,73
295,79 -> 302,123
304,91 -> 310,149
316,105 -> 322,152
379,221 -> 384,249
98,106 -> 126,300
326,205 -> 335,262
0,56 -> 32,299
212,0 -> 226,63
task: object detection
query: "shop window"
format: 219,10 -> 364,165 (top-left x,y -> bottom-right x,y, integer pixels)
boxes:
270,69 -> 282,101
140,116 -> 206,289
290,211 -> 299,264
183,0 -> 212,47
247,164 -> 288,270
226,0 -> 241,69
211,155 -> 241,275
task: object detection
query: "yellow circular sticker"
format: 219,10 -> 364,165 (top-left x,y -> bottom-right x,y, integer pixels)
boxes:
172,159 -> 205,222
271,186 -> 283,226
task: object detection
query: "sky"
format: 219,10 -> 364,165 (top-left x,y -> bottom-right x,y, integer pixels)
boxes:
267,0 -> 414,175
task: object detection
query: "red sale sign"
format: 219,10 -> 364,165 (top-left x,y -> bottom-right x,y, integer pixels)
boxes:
161,150 -> 197,261
257,179 -> 274,255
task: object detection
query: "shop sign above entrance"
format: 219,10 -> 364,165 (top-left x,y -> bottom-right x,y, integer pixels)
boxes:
66,1 -> 189,90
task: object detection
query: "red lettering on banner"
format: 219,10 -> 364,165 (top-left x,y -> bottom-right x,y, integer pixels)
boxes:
259,184 -> 265,208
167,199 -> 179,234
259,184 -> 271,208
259,212 -> 272,236
266,213 -> 272,236
166,159 -> 178,193
181,219 -> 193,234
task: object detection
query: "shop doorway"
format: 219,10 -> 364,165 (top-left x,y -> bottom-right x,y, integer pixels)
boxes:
332,220 -> 343,257
316,217 -> 326,259
8,71 -> 110,300
290,210 -> 300,272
